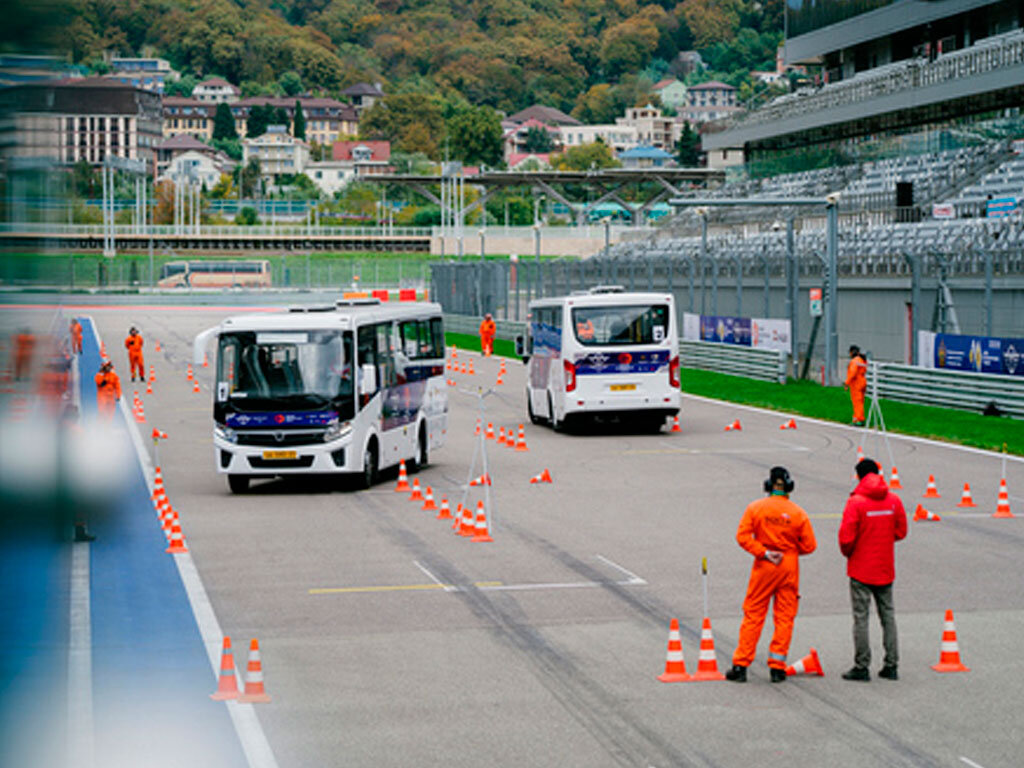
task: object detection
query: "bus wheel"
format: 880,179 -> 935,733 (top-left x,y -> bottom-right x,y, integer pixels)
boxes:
228,475 -> 250,494
358,440 -> 378,489
548,393 -> 564,432
527,392 -> 543,425
415,424 -> 429,469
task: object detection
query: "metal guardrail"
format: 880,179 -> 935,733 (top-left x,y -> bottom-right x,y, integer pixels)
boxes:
680,340 -> 787,384
0,223 -> 434,238
444,314 -> 525,341
874,362 -> 1024,419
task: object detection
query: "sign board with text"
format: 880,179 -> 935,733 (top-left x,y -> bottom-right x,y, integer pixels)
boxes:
809,288 -> 823,317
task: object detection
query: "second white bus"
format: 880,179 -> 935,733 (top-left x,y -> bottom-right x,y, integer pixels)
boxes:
517,287 -> 680,432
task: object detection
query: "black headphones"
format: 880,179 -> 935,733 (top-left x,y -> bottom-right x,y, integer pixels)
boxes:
764,466 -> 795,494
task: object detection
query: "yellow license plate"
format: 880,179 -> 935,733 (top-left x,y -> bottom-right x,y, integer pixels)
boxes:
610,384 -> 636,391
262,450 -> 297,460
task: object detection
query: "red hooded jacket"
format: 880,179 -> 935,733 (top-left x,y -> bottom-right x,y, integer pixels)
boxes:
839,473 -> 907,585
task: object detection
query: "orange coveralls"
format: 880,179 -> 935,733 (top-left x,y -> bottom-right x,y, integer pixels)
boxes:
95,368 -> 122,418
845,355 -> 867,424
125,332 -> 145,380
71,320 -> 83,354
732,494 -> 817,670
479,318 -> 496,357
13,332 -> 35,380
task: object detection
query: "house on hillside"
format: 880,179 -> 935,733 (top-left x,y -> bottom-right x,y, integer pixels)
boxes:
502,118 -> 563,163
162,97 -> 214,140
618,145 -> 675,169
678,81 -> 741,125
504,105 -> 581,128
341,82 -> 384,115
155,134 -> 219,177
305,140 -> 392,194
652,78 -> 687,109
507,152 -> 553,171
243,125 -> 309,181
107,56 -> 177,94
159,149 -> 235,189
231,97 -> 358,147
616,105 -> 674,150
558,124 -> 639,154
192,77 -> 239,104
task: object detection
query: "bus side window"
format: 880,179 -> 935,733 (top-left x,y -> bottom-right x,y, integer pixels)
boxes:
357,325 -> 378,404
376,323 -> 397,388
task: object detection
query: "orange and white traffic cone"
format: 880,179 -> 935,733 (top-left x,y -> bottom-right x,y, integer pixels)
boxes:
957,483 -> 977,508
671,415 -> 682,433
149,365 -> 155,382
994,478 -> 1014,518
187,364 -> 193,381
395,460 -> 410,492
452,503 -> 464,531
786,648 -> 824,677
474,419 -> 481,436
690,618 -> 725,681
931,610 -> 969,673
913,504 -> 941,522
451,346 -> 457,359
515,424 -> 528,451
856,446 -> 865,463
657,618 -> 691,683
485,423 -> 495,440
469,472 -> 491,487
436,498 -> 452,520
165,520 -> 188,554
497,426 -> 506,446
238,638 -> 272,702
496,373 -> 504,385
458,504 -> 475,537
530,469 -> 553,484
779,418 -> 797,430
203,353 -> 209,368
470,501 -> 493,542
152,466 -> 165,501
446,378 -> 456,386
409,478 -> 423,501
192,380 -> 200,394
154,341 -> 161,352
724,419 -> 742,432
146,380 -> 153,395
889,466 -> 903,489
421,486 -> 437,511
210,636 -> 240,700
460,362 -> 467,374
468,359 -> 475,375
923,474 -> 941,498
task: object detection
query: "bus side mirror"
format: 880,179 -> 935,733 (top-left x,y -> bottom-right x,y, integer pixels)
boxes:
515,335 -> 528,362
359,363 -> 377,395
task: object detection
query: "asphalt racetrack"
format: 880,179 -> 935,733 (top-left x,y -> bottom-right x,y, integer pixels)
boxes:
2,297 -> 1023,768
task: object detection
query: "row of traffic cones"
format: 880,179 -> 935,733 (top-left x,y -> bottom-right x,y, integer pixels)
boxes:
478,421 -> 530,451
211,636 -> 271,703
132,392 -> 146,423
152,465 -> 188,554
913,476 -> 1013,519
396,460 -> 495,541
658,609 -> 971,682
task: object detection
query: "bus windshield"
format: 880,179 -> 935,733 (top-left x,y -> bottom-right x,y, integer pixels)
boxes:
571,304 -> 669,346
218,330 -> 355,419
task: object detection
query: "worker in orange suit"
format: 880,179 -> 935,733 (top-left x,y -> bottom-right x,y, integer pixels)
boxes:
124,326 -> 145,382
70,319 -> 83,354
845,345 -> 867,426
479,313 -> 496,357
726,466 -> 817,683
12,328 -> 36,380
94,359 -> 121,418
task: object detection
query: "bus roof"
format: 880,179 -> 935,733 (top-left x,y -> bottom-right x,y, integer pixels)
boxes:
528,291 -> 674,309
215,302 -> 443,333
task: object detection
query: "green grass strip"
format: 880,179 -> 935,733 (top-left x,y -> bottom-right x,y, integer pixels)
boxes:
680,367 -> 1022,456
445,331 -> 519,360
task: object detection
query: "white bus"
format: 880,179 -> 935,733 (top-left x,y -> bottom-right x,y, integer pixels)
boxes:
517,287 -> 680,432
193,299 -> 447,493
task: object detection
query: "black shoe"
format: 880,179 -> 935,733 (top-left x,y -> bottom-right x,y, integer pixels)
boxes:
770,667 -> 787,683
878,665 -> 898,680
842,666 -> 870,681
724,665 -> 747,683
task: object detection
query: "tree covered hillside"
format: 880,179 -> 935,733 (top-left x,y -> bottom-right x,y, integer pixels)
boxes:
7,0 -> 783,114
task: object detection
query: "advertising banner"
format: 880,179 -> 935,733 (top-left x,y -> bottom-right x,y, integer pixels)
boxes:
986,197 -> 1017,218
751,318 -> 792,354
932,203 -> 954,219
929,332 -> 1024,377
700,315 -> 751,346
684,313 -> 791,354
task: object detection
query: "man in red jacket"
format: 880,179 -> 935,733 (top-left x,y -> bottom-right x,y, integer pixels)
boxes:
839,458 -> 907,681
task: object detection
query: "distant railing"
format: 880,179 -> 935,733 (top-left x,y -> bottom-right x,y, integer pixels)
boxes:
874,362 -> 1024,419
680,340 -> 786,384
0,223 -> 434,238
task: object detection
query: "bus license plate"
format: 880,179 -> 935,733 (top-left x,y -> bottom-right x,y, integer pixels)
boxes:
610,384 -> 636,391
262,450 -> 297,460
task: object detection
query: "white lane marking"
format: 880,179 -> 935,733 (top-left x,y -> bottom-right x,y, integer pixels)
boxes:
624,446 -> 810,456
595,554 -> 648,585
413,560 -> 455,593
682,393 -> 1024,464
960,757 -> 986,768
68,542 -> 94,768
92,317 -> 279,768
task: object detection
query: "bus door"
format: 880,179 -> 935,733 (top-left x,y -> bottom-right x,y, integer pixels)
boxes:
529,307 -> 562,417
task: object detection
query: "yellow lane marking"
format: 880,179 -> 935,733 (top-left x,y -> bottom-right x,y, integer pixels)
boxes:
309,581 -> 502,595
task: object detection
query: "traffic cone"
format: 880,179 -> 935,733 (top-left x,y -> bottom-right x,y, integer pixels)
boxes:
394,460 -> 410,492
409,478 -> 423,501
145,380 -> 153,394
421,485 -> 437,511
187,364 -> 193,380
515,424 -> 528,451
671,415 -> 682,432
485,422 -> 495,440
468,359 -> 475,375
931,610 -> 969,673
889,466 -> 903,489
210,636 -> 240,700
460,362 -> 467,374
657,618 -> 692,682
452,503 -> 464,531
497,426 -> 506,445
470,501 -> 493,542
154,341 -> 161,352
724,419 -> 742,431
446,378 -> 456,386
436,497 -> 452,520
530,468 -> 553,484
923,475 -> 941,498
193,380 -> 200,394
913,504 -> 941,522
474,419 -> 481,436
469,472 -> 491,487
203,353 -> 209,368
149,365 -> 155,381
690,618 -> 725,681
856,446 -> 865,463
152,427 -> 168,440
957,483 -> 977,508
238,638 -> 272,702
165,520 -> 188,554
496,373 -> 504,385
779,418 -> 797,430
458,504 -> 475,536
451,346 -> 457,359
994,478 -> 1014,518
152,466 -> 165,500
499,359 -> 506,375
135,401 -> 146,423
786,648 -> 824,677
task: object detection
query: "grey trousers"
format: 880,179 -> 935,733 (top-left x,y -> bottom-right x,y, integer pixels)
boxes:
850,578 -> 898,669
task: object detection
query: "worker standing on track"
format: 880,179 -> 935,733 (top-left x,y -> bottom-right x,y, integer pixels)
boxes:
845,345 -> 867,426
70,319 -> 83,354
479,313 -> 496,357
12,328 -> 36,380
94,359 -> 121,418
839,458 -> 907,682
726,466 -> 817,683
125,326 -> 145,382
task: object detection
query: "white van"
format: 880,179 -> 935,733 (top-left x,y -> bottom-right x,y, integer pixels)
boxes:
517,287 -> 680,431
194,299 -> 447,492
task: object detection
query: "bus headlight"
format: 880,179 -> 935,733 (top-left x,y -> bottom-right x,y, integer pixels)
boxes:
323,420 -> 352,443
214,425 -> 237,444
